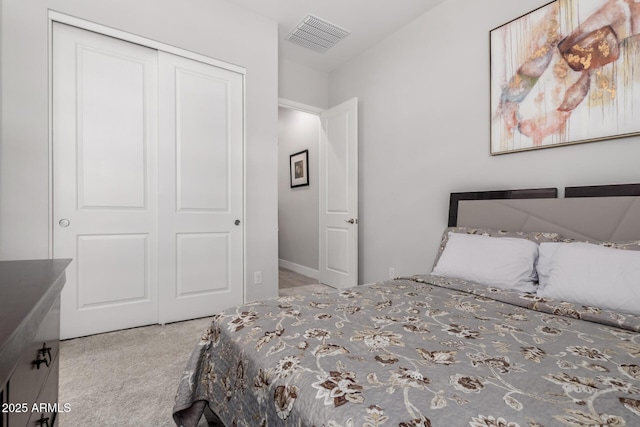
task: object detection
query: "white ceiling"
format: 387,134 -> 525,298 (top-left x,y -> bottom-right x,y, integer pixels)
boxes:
223,0 -> 447,72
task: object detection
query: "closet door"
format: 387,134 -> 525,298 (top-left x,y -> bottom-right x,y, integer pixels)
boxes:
157,52 -> 244,323
53,23 -> 245,338
53,23 -> 159,339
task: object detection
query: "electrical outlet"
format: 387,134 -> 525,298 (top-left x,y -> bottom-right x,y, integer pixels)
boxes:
388,267 -> 395,279
254,271 -> 263,285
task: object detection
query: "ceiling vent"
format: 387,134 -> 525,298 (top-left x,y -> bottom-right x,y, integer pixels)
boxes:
285,14 -> 350,53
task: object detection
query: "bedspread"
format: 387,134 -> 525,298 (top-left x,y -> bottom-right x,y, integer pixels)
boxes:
173,276 -> 640,427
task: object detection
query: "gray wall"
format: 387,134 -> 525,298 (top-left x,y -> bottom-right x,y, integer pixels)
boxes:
279,58 -> 329,109
329,0 -> 640,284
0,0 -> 279,302
278,107 -> 320,273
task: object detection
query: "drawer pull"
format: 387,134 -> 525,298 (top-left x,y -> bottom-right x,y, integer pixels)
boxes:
36,414 -> 50,427
39,343 -> 53,362
33,354 -> 49,369
33,343 -> 52,369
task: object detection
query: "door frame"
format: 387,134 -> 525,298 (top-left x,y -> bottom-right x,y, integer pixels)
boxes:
277,98 -> 359,288
277,98 -> 323,281
47,11 -> 248,304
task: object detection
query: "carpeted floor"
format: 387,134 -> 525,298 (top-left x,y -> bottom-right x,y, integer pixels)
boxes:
58,316 -> 213,427
58,273 -> 333,426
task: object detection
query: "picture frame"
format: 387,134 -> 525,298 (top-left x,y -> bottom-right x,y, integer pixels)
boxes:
490,0 -> 640,155
289,149 -> 309,188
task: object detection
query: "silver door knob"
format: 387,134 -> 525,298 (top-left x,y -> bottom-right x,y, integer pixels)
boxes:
345,218 -> 357,224
59,219 -> 71,228
235,219 -> 241,226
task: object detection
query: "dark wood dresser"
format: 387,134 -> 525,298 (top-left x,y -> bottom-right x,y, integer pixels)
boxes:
0,259 -> 71,427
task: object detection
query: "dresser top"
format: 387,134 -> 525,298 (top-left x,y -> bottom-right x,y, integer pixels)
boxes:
0,259 -> 71,388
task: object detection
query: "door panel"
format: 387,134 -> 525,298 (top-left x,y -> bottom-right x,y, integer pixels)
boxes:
326,228 -> 349,274
53,23 -> 158,339
176,233 -> 230,296
77,234 -> 150,306
77,47 -> 147,209
176,69 -> 230,212
319,98 -> 358,289
326,114 -> 349,213
158,52 -> 244,324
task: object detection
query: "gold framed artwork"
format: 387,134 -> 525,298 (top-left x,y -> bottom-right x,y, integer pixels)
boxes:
490,0 -> 640,155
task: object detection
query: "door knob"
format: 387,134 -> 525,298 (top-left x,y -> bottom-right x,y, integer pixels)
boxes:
235,219 -> 241,226
59,219 -> 71,228
345,218 -> 357,224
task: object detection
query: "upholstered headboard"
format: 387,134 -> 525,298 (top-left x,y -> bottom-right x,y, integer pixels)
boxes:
451,183 -> 640,242
457,197 -> 640,242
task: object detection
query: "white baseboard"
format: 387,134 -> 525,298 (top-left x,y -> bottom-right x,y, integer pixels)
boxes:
279,259 -> 319,280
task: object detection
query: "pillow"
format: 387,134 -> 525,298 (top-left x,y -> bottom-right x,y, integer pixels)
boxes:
558,238 -> 640,251
431,232 -> 540,292
536,242 -> 640,316
432,227 -> 563,270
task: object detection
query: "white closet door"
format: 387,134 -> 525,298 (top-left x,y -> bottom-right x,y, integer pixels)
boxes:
157,52 -> 244,323
53,23 -> 159,339
53,23 -> 245,338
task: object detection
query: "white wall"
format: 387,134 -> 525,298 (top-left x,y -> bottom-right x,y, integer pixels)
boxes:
278,107 -> 320,274
0,0 -> 279,301
329,0 -> 640,284
279,58 -> 329,109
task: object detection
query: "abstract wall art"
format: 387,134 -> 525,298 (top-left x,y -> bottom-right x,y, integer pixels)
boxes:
490,0 -> 640,154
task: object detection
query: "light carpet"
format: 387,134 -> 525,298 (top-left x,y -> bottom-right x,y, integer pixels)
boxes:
58,317 -> 212,427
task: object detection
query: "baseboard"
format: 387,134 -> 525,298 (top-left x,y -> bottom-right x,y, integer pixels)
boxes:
278,259 -> 319,280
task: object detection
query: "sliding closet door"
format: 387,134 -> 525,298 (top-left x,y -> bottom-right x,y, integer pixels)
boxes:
53,23 -> 159,339
53,22 -> 245,338
157,52 -> 244,323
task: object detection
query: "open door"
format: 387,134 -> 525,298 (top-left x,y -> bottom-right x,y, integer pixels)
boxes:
319,98 -> 358,289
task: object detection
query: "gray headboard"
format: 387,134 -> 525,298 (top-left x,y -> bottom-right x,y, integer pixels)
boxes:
457,196 -> 640,242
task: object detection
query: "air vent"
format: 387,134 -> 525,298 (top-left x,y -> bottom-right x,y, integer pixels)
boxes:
286,14 -> 350,53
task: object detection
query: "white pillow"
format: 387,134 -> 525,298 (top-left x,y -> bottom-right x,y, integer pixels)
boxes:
431,232 -> 539,292
535,242 -> 564,293
536,242 -> 640,315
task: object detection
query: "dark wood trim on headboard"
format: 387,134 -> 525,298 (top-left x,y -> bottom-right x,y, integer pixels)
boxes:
448,188 -> 558,227
565,183 -> 640,198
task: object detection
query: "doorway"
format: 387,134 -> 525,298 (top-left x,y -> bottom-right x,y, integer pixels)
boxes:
278,98 -> 359,291
277,105 -> 321,291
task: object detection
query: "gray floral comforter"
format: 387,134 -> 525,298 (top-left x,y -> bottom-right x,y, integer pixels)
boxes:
173,275 -> 640,427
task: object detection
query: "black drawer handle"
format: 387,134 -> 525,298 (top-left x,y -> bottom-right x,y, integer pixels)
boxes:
33,354 -> 49,369
36,414 -> 50,427
39,343 -> 52,361
33,343 -> 52,369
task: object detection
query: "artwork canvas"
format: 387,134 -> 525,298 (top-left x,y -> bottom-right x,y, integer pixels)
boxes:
490,0 -> 640,154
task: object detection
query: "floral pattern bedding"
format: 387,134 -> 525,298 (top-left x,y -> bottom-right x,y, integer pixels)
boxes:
173,275 -> 640,427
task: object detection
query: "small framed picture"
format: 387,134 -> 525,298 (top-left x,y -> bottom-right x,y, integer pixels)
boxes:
289,149 -> 309,188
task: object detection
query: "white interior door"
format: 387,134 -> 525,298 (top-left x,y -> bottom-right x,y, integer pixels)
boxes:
157,52 -> 244,323
53,23 -> 159,339
319,98 -> 358,289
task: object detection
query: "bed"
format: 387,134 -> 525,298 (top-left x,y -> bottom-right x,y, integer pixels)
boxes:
173,185 -> 640,427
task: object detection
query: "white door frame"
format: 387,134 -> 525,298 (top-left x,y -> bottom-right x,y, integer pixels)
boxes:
47,11 -> 248,304
277,98 -> 323,281
278,98 -> 359,288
